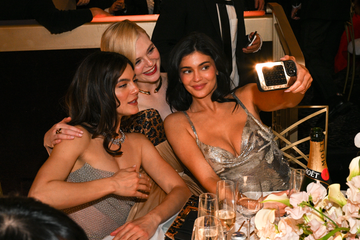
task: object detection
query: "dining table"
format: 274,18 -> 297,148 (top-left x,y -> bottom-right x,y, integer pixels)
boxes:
102,194 -> 262,240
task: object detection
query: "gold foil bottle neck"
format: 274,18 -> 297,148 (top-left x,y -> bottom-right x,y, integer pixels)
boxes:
308,140 -> 327,171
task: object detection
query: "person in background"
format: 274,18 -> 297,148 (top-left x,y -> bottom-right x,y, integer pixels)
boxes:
164,32 -> 312,195
0,196 -> 88,240
291,0 -> 352,120
151,0 -> 262,89
244,0 -> 265,10
77,0 -> 160,15
0,0 -> 110,34
125,0 -> 161,14
29,51 -> 190,240
109,0 -> 127,15
334,0 -> 360,74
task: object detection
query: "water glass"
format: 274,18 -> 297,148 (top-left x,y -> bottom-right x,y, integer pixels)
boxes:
198,193 -> 218,218
289,168 -> 305,195
191,215 -> 225,240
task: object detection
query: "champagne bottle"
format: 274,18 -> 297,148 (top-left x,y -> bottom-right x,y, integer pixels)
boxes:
300,127 -> 331,191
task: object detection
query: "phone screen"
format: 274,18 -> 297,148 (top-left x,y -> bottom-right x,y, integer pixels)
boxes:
247,31 -> 257,47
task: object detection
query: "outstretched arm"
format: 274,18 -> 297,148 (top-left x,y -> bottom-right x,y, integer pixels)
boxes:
241,55 -> 312,112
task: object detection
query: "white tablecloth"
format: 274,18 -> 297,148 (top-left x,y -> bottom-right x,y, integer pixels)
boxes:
102,212 -> 178,240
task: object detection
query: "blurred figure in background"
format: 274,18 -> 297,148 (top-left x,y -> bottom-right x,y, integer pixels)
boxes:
291,0 -> 352,120
0,0 -> 110,34
151,0 -> 262,89
77,0 -> 160,15
0,196 -> 89,240
334,0 -> 360,74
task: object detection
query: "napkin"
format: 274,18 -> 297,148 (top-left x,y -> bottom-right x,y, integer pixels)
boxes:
165,195 -> 199,240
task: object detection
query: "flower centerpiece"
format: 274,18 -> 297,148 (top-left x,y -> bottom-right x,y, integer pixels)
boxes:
254,156 -> 360,240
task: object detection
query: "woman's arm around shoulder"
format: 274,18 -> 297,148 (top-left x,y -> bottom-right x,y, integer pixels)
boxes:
43,117 -> 83,155
238,55 -> 312,113
111,130 -> 191,240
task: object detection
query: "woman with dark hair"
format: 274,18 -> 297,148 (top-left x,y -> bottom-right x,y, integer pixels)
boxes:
166,32 -> 235,112
29,51 -> 190,240
0,196 -> 88,240
165,32 -> 313,194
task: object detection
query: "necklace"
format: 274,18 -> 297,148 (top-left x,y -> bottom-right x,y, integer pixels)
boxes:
111,129 -> 125,146
138,76 -> 162,95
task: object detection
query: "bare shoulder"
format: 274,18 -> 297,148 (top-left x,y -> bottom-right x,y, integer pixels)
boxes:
125,132 -> 148,143
164,111 -> 188,129
235,83 -> 257,96
234,84 -> 258,104
233,84 -> 264,116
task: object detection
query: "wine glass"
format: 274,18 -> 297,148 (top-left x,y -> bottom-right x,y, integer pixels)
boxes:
235,176 -> 264,240
216,180 -> 236,239
198,193 -> 218,218
191,215 -> 225,240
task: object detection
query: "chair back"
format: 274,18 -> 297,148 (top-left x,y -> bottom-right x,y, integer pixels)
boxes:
272,106 -> 329,168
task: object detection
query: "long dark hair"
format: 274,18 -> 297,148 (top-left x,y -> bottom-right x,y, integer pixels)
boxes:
166,32 -> 235,112
65,51 -> 134,156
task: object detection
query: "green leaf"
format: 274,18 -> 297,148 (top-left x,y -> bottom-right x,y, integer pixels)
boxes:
317,228 -> 349,240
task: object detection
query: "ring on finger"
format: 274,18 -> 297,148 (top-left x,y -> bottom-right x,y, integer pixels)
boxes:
139,172 -> 142,178
56,128 -> 62,134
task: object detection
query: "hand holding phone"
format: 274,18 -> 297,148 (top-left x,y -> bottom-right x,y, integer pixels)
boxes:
247,31 -> 257,47
255,60 -> 297,92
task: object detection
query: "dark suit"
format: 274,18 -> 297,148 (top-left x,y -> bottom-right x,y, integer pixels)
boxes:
151,0 -> 248,81
126,0 -> 160,14
291,0 -> 350,103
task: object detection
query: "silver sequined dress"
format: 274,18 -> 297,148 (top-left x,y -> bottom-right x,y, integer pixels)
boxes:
64,163 -> 135,240
183,93 -> 290,191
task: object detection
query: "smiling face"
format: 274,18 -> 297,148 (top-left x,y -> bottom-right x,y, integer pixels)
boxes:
179,51 -> 218,99
134,32 -> 161,83
115,64 -> 140,117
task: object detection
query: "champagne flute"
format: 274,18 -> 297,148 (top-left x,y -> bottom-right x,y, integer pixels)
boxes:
216,180 -> 236,239
198,193 -> 219,218
236,176 -> 264,240
191,215 -> 225,240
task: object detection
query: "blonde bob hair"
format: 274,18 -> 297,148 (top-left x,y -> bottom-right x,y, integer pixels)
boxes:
101,20 -> 149,65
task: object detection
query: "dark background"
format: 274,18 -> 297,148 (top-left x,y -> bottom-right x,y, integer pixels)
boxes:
0,49 -> 99,195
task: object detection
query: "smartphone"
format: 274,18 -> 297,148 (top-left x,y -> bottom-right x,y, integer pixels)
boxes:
255,60 -> 297,92
247,31 -> 257,47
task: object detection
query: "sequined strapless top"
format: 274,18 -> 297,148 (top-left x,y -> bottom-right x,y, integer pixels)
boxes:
65,163 -> 135,240
184,93 -> 290,191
